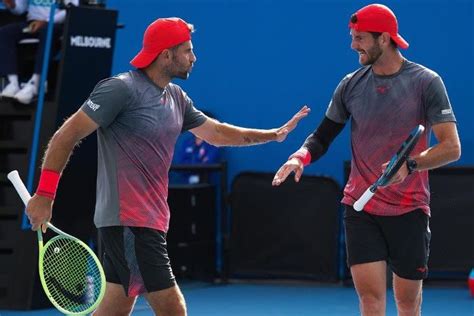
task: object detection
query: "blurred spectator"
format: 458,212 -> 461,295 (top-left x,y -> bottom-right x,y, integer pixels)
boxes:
0,0 -> 78,104
174,112 -> 221,184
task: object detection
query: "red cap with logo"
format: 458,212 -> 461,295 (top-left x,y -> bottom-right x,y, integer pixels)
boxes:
349,4 -> 409,49
130,17 -> 192,68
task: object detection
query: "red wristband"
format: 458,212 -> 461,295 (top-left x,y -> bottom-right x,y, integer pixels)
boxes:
289,148 -> 312,166
36,169 -> 61,200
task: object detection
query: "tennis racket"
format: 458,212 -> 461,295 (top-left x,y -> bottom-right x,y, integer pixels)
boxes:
7,170 -> 106,315
353,125 -> 425,212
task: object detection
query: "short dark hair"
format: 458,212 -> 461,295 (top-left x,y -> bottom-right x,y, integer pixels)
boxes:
170,42 -> 186,52
370,32 -> 398,48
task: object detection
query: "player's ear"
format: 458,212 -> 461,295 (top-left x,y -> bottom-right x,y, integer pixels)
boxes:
160,49 -> 172,61
381,32 -> 391,47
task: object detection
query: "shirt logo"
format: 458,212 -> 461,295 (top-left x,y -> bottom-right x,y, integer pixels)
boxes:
86,99 -> 100,111
441,109 -> 452,115
376,85 -> 390,94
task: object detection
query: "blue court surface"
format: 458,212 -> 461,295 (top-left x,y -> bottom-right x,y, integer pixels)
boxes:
0,281 -> 471,315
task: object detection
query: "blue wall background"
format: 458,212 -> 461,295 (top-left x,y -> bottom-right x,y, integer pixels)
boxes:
106,0 -> 473,186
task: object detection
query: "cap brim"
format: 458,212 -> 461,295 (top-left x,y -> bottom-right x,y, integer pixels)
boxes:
130,49 -> 159,68
392,33 -> 409,49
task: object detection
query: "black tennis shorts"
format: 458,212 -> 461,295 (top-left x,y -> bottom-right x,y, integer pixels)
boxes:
99,226 -> 176,296
344,205 -> 431,280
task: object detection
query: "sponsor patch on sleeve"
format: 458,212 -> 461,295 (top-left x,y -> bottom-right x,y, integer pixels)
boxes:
86,99 -> 101,111
441,109 -> 452,115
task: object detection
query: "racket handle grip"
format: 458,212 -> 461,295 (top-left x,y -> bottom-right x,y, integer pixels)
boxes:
7,170 -> 32,206
353,187 -> 375,212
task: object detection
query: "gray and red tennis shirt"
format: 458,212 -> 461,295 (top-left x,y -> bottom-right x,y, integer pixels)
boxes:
81,70 -> 206,232
326,60 -> 456,216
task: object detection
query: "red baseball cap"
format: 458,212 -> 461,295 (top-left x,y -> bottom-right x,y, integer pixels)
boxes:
348,4 -> 409,49
130,17 -> 193,68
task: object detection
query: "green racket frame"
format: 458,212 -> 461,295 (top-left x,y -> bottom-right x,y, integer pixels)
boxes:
8,170 -> 106,315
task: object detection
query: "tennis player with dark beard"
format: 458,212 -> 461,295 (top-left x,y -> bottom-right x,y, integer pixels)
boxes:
24,17 -> 310,316
273,4 -> 460,316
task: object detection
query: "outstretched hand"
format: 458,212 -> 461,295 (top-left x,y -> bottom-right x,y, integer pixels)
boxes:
275,105 -> 310,142
272,157 -> 304,186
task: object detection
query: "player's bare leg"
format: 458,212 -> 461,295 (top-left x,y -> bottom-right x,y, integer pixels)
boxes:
393,274 -> 423,316
351,261 -> 387,316
144,284 -> 187,316
92,282 -> 137,316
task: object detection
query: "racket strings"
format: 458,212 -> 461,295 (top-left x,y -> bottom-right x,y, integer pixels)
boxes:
42,237 -> 103,313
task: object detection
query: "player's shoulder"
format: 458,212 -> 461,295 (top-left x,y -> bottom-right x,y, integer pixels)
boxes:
110,70 -> 148,96
403,60 -> 440,80
343,66 -> 371,82
166,82 -> 185,94
91,72 -> 128,92
114,70 -> 143,86
88,72 -> 134,104
166,82 -> 190,101
336,66 -> 371,91
94,71 -> 131,88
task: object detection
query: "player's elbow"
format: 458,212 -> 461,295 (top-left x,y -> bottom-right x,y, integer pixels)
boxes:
50,129 -> 66,146
202,135 -> 225,147
451,141 -> 461,161
207,123 -> 230,147
208,140 -> 225,148
50,126 -> 82,150
446,138 -> 461,163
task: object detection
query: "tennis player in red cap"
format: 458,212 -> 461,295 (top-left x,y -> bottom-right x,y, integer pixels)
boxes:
273,4 -> 460,315
24,17 -> 309,315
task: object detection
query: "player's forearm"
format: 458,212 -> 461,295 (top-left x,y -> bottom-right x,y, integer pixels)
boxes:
212,122 -> 277,147
35,111 -> 97,200
41,111 -> 98,173
292,116 -> 345,165
41,129 -> 82,173
412,139 -> 461,172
